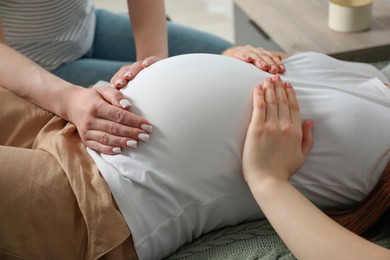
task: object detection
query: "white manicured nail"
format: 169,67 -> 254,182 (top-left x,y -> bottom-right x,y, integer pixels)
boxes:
119,99 -> 132,108
141,124 -> 153,133
109,83 -> 116,88
124,71 -> 132,78
115,79 -> 124,86
126,140 -> 137,148
138,133 -> 150,142
112,147 -> 121,153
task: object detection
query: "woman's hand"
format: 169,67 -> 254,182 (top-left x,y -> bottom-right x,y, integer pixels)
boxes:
222,45 -> 287,74
109,56 -> 162,89
242,75 -> 313,184
66,85 -> 153,155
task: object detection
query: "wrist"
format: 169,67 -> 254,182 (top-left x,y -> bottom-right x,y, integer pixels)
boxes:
55,83 -> 84,122
249,177 -> 294,209
245,171 -> 290,195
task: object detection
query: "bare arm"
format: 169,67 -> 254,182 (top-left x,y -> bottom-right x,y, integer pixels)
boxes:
0,18 -> 6,44
249,179 -> 390,259
242,75 -> 390,259
0,43 -> 78,117
127,0 -> 168,60
0,43 -> 152,154
109,0 -> 168,89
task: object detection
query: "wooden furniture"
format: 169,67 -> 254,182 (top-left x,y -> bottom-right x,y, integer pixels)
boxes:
234,0 -> 390,62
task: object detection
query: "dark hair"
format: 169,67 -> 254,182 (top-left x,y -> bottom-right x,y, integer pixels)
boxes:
328,161 -> 390,235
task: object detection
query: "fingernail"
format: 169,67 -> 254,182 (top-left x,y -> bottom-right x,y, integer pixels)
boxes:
285,82 -> 293,88
260,61 -> 268,68
112,147 -> 121,153
115,79 -> 123,86
119,99 -> 132,109
279,64 -> 286,72
256,84 -> 263,91
265,77 -> 273,83
141,124 -> 153,133
272,74 -> 281,81
138,133 -> 150,142
109,83 -> 116,88
141,60 -> 149,67
126,140 -> 137,148
124,71 -> 132,79
270,65 -> 278,74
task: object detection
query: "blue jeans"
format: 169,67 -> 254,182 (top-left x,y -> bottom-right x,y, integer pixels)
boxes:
52,9 -> 233,87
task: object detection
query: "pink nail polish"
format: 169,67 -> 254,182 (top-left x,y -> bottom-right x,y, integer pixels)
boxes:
271,65 -> 278,74
260,61 -> 268,68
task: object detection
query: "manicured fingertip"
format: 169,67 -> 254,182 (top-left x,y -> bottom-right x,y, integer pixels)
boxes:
141,124 -> 153,133
279,64 -> 286,73
141,60 -> 149,67
260,61 -> 268,69
115,79 -> 124,87
138,133 -> 150,142
119,99 -> 132,109
269,65 -> 279,74
243,55 -> 251,62
124,71 -> 132,79
265,77 -> 273,83
112,147 -> 122,154
126,140 -> 138,148
272,74 -> 281,81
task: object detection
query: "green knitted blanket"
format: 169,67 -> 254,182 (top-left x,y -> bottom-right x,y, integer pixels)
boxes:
167,219 -> 390,260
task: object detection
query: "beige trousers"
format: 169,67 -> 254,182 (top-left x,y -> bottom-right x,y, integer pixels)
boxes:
0,87 -> 138,259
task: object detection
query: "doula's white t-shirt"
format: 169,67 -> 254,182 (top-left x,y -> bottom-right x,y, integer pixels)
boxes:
88,52 -> 390,260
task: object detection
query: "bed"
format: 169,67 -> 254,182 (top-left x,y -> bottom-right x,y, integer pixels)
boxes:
167,216 -> 390,259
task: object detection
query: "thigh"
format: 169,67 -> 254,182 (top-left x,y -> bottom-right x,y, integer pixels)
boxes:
91,9 -> 233,60
167,21 -> 233,56
0,87 -> 53,148
51,58 -> 130,87
92,9 -> 137,61
0,146 -> 88,259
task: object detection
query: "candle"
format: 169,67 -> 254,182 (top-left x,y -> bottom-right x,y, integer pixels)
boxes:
328,0 -> 373,32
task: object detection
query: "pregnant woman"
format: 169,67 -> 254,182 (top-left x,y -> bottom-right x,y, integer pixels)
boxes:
1,44 -> 389,259
89,51 -> 390,259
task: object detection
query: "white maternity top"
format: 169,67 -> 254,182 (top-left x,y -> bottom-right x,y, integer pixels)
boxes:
88,52 -> 390,260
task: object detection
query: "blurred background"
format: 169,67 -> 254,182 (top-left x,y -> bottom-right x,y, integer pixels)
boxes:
95,0 -> 234,42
